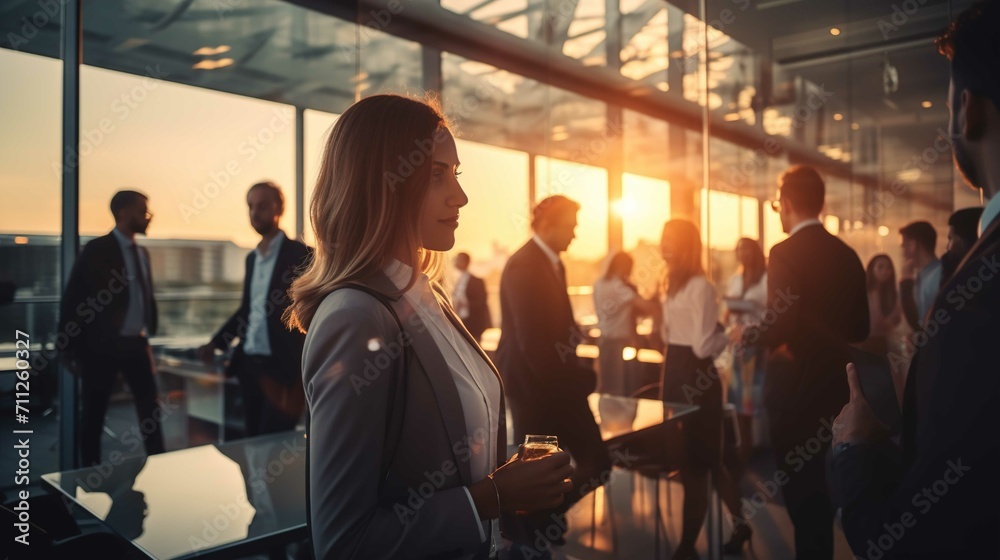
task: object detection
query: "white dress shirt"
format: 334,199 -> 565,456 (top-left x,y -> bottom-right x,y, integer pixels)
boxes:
385,260 -> 502,557
244,230 -> 285,356
725,272 -> 768,326
594,277 -> 639,339
980,194 -> 1000,236
111,228 -> 151,337
789,218 -> 823,237
661,276 -> 728,360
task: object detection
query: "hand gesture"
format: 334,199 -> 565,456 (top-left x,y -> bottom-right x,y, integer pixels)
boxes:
832,363 -> 890,446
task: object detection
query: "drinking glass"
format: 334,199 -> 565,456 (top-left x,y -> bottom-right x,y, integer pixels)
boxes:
522,434 -> 558,460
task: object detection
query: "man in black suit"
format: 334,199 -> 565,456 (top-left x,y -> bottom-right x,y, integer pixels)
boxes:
451,252 -> 491,342
739,166 -> 869,559
829,3 -> 1000,557
496,195 -> 610,508
199,182 -> 310,437
60,190 -> 166,466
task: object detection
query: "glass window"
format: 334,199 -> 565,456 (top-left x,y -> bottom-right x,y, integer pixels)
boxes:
303,109 -> 339,247
0,48 -> 63,481
622,173 -> 671,251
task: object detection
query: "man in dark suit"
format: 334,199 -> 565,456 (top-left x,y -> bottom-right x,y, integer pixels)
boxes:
451,252 -> 491,342
496,195 -> 610,510
739,166 -> 869,559
829,3 -> 1000,557
199,182 -> 310,437
60,190 -> 166,466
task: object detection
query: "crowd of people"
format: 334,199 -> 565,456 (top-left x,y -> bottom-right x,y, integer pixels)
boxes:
53,1 -> 999,559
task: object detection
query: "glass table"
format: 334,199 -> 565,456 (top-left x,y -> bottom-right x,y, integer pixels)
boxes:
41,431 -> 307,559
584,394 -> 726,559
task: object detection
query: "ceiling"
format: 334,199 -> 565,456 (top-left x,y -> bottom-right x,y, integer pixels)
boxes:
0,0 -> 977,214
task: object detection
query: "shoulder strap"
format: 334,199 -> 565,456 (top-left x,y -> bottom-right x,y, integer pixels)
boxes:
304,283 -> 410,560
337,283 -> 409,490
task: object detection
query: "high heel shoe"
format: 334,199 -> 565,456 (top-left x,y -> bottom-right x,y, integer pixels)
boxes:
722,523 -> 753,554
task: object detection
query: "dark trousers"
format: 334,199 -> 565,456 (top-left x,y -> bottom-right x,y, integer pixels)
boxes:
80,337 -> 165,466
233,352 -> 304,437
768,406 -> 835,560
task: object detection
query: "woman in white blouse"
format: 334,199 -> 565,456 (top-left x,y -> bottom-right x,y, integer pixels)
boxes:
593,251 -> 659,395
285,95 -> 573,560
660,220 -> 749,558
724,238 -> 767,429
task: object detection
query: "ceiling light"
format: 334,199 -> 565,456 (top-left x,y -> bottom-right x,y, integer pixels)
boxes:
921,100 -> 933,108
851,122 -> 860,130
193,45 -> 231,56
878,226 -> 890,237
830,28 -> 841,36
833,113 -> 844,121
192,58 -> 234,70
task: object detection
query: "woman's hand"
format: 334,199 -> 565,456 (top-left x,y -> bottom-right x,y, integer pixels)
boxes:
469,446 -> 574,519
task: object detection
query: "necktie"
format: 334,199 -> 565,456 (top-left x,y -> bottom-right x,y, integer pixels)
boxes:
129,243 -> 152,331
556,260 -> 567,287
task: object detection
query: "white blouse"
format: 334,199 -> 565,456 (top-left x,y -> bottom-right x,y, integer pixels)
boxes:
661,275 -> 729,360
594,277 -> 639,339
725,272 -> 768,325
385,260 -> 502,557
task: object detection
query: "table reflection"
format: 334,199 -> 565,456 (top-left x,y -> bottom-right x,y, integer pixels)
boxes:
587,393 -> 698,441
42,432 -> 306,559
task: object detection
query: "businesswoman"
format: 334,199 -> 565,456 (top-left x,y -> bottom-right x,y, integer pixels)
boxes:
285,95 -> 573,560
660,220 -> 749,558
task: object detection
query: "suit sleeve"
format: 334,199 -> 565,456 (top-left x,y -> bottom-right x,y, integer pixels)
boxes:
746,246 -> 799,349
830,372 -> 996,557
467,277 -> 487,312
848,258 -> 870,343
305,298 -> 484,560
502,259 -> 594,393
59,244 -> 93,356
210,254 -> 252,350
143,246 -> 159,337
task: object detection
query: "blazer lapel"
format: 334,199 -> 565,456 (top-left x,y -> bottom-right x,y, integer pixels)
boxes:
365,271 -> 474,485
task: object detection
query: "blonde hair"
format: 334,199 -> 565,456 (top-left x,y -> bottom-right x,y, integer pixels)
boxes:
284,94 -> 450,333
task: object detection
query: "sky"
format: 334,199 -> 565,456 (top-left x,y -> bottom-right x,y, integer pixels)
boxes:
0,47 -> 769,263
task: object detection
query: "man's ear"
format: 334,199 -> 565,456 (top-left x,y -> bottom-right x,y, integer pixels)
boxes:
961,89 -> 987,141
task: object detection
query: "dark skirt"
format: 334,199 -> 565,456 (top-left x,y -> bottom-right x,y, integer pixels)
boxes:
661,344 -> 723,470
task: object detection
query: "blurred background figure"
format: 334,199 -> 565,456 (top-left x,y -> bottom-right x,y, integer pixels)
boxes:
723,237 -> 768,456
659,219 -> 750,558
862,254 -> 903,356
60,190 -> 165,466
592,251 -> 658,396
451,251 -> 491,342
199,181 -> 310,437
497,195 -> 611,538
898,221 -> 941,330
861,254 -> 904,401
740,165 -> 870,560
941,207 -> 984,286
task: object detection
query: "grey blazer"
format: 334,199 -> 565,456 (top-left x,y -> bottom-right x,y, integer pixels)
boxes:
303,271 -> 507,560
